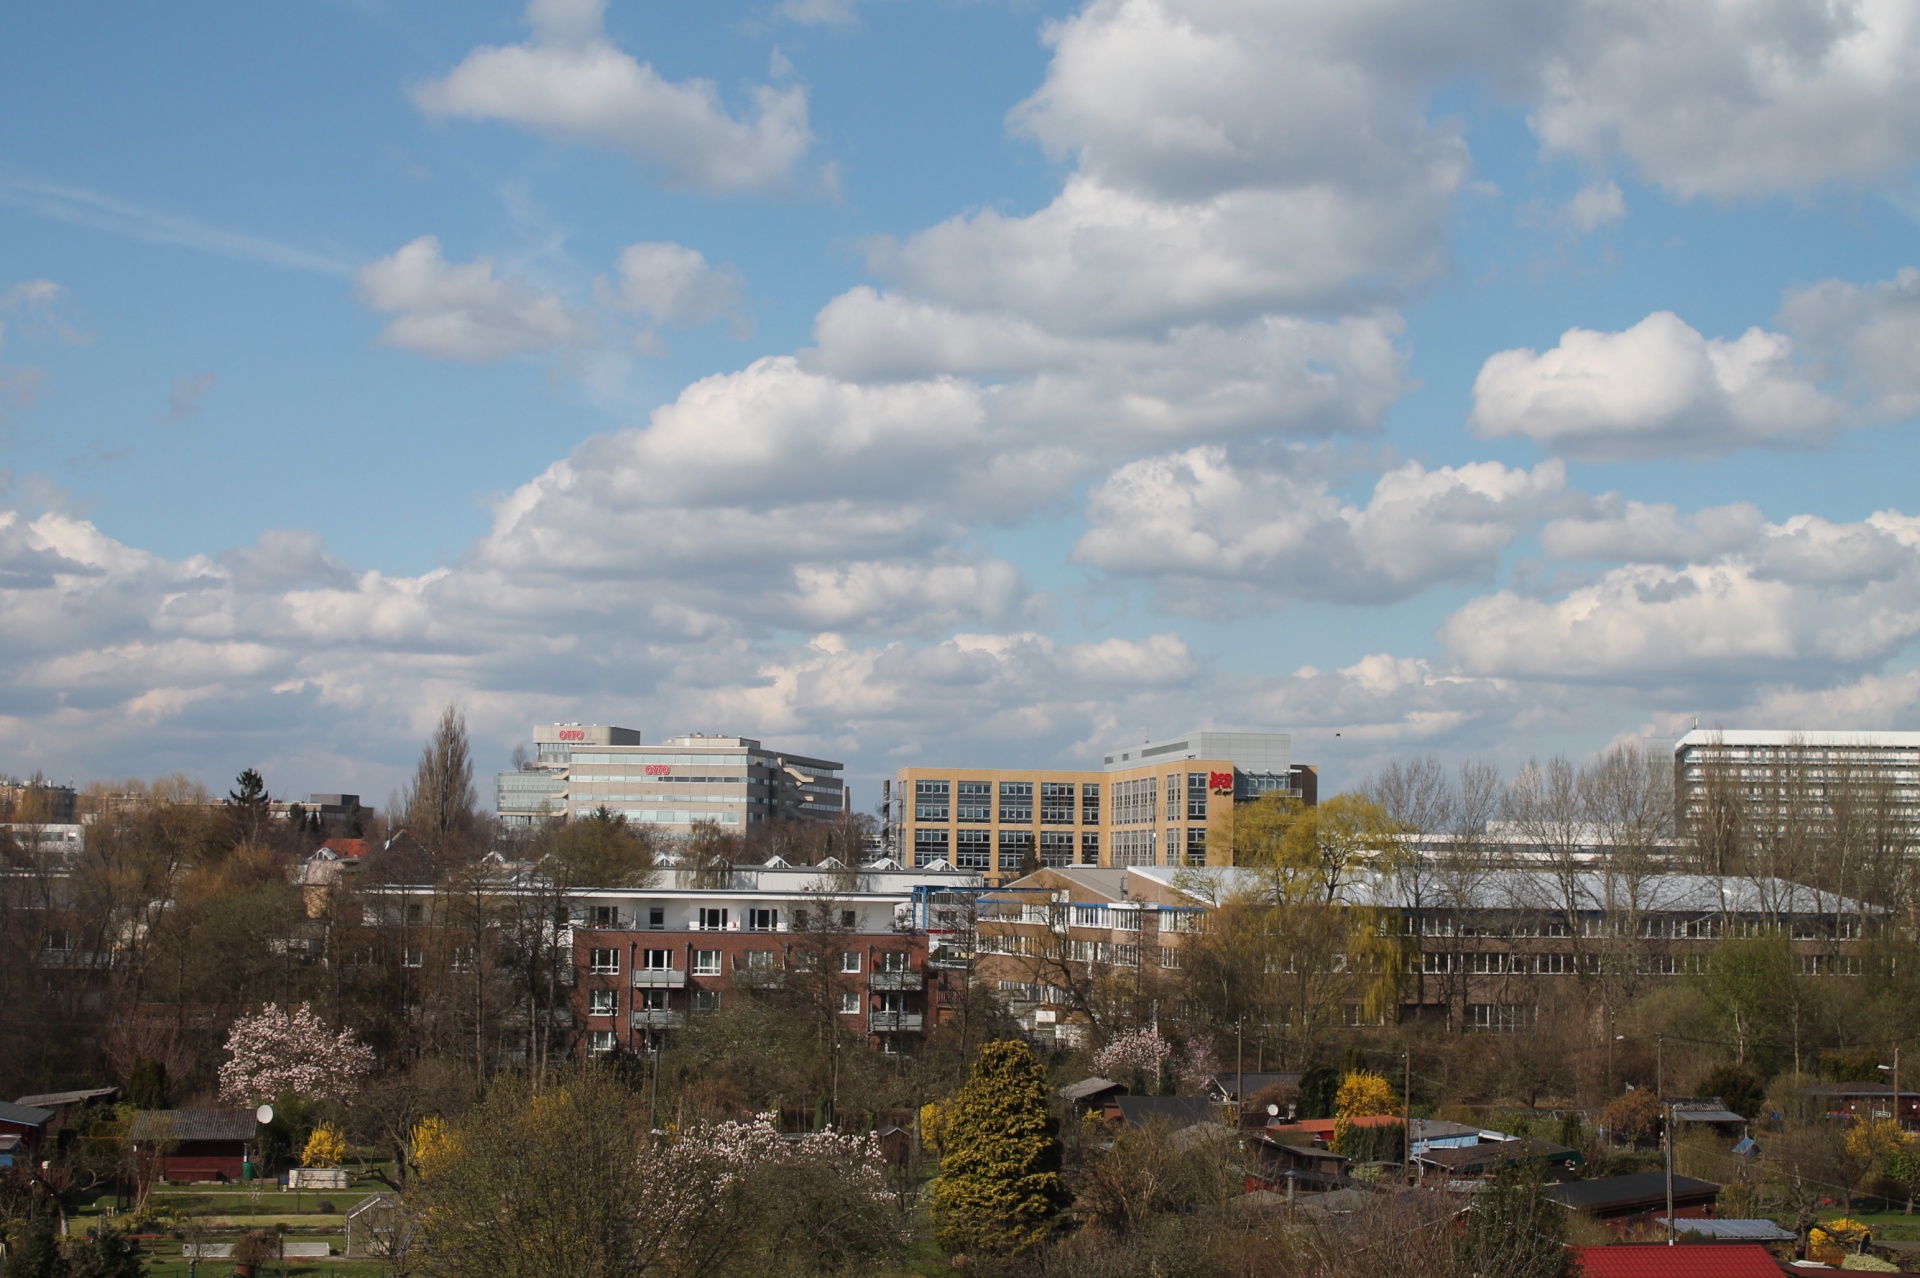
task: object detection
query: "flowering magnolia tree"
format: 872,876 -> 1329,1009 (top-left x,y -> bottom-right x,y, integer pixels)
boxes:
1177,1037 -> 1218,1089
217,1002 -> 376,1105
1093,1026 -> 1173,1085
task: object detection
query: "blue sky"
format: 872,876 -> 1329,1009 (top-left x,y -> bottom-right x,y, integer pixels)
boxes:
4,0 -> 1919,810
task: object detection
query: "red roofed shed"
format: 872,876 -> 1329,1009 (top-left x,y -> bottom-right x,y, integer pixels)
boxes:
1575,1244 -> 1787,1278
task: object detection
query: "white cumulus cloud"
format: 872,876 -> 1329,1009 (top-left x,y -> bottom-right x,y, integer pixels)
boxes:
414,0 -> 813,196
1470,311 -> 1845,460
356,236 -> 596,364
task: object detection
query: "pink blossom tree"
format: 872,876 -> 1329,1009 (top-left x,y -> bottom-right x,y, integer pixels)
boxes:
217,1002 -> 376,1105
1093,1026 -> 1173,1092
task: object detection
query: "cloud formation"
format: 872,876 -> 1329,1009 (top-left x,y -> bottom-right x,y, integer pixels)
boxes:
1076,448 -> 1571,612
1470,311 -> 1845,460
356,236 -> 597,363
415,0 -> 813,195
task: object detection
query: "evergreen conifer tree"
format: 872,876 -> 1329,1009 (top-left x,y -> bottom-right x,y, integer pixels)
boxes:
929,1039 -> 1066,1256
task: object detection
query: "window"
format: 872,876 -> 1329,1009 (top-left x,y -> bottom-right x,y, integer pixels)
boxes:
840,910 -> 857,929
914,828 -> 950,867
1113,944 -> 1141,968
999,781 -> 1034,823
642,949 -> 674,970
743,949 -> 777,970
954,829 -> 991,869
877,950 -> 911,972
841,951 -> 863,973
639,988 -> 669,1011
792,909 -> 810,931
956,781 -> 993,823
402,946 -> 424,969
1466,1004 -> 1530,1033
692,949 -> 721,975
1081,783 -> 1101,826
1160,946 -> 1182,969
1040,782 -> 1076,825
748,908 -> 778,932
999,830 -> 1034,871
1533,952 -> 1576,975
450,945 -> 473,972
915,779 -> 950,822
698,908 -> 729,931
1187,773 -> 1209,821
1039,831 -> 1074,867
692,990 -> 720,1013
648,906 -> 665,930
589,948 -> 620,974
589,1030 -> 617,1054
840,991 -> 861,1014
1465,952 -> 1506,974
587,905 -> 621,928
1185,827 -> 1207,866
1165,773 -> 1179,817
589,989 -> 618,1016
1081,832 -> 1101,864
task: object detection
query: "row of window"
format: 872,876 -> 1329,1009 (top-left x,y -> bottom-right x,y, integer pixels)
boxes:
582,906 -> 862,931
589,988 -> 894,1018
1412,913 -> 1867,941
586,947 -> 906,974
911,828 -> 1104,869
1415,950 -> 1863,977
914,780 -> 1105,825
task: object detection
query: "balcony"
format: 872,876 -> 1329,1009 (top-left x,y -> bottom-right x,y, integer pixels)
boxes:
631,1010 -> 685,1030
632,969 -> 687,988
869,1011 -> 924,1033
732,966 -> 787,990
868,969 -> 924,991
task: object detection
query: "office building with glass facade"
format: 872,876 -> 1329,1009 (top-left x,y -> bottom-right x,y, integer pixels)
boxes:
496,724 -> 849,834
892,730 -> 1314,883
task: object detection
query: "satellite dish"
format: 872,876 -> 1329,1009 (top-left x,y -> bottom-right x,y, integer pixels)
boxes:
256,1104 -> 275,1125
1267,1103 -> 1280,1117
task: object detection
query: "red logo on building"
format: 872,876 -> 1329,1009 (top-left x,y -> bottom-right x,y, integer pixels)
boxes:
557,729 -> 586,742
644,764 -> 672,776
1208,770 -> 1234,795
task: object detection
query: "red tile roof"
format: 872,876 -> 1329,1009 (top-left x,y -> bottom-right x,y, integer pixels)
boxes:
1575,1244 -> 1787,1277
320,838 -> 371,861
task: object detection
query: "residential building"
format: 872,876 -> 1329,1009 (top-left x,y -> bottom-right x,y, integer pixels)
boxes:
496,723 -> 850,834
0,777 -> 76,824
893,729 -> 1315,883
976,864 -> 1874,1036
1674,729 -> 1920,831
360,859 -> 986,1059
567,860 -> 981,1053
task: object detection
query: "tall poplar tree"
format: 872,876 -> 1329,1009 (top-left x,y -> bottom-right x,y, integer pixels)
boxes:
929,1039 -> 1066,1256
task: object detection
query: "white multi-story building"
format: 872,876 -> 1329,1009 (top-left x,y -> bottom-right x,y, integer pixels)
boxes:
496,724 -> 849,834
1673,729 -> 1920,828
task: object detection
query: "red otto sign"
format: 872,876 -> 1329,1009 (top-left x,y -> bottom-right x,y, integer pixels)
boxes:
557,729 -> 586,741
1208,770 -> 1234,795
644,764 -> 673,776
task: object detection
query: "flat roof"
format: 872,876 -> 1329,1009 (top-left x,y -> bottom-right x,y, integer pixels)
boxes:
1677,729 -> 1920,750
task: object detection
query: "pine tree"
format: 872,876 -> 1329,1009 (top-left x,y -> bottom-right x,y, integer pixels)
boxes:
929,1039 -> 1066,1257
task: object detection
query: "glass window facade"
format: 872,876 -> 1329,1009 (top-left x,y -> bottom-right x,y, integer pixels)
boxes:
998,829 -> 1034,870
998,781 -> 1033,824
1040,782 -> 1076,824
915,779 -> 949,821
955,829 -> 991,869
956,781 -> 993,823
914,827 -> 949,866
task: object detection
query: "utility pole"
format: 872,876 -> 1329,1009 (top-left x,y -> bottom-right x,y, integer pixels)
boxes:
1403,1047 -> 1413,1187
1660,1036 -> 1673,1246
1236,1016 -> 1244,1128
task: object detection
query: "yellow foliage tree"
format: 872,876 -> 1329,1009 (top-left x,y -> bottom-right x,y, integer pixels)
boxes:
410,1115 -> 459,1181
1336,1070 -> 1397,1118
920,1100 -> 947,1156
1847,1116 -> 1910,1164
301,1122 -> 347,1168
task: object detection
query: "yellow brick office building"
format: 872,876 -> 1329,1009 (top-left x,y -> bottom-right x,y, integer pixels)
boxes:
893,731 -> 1314,882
